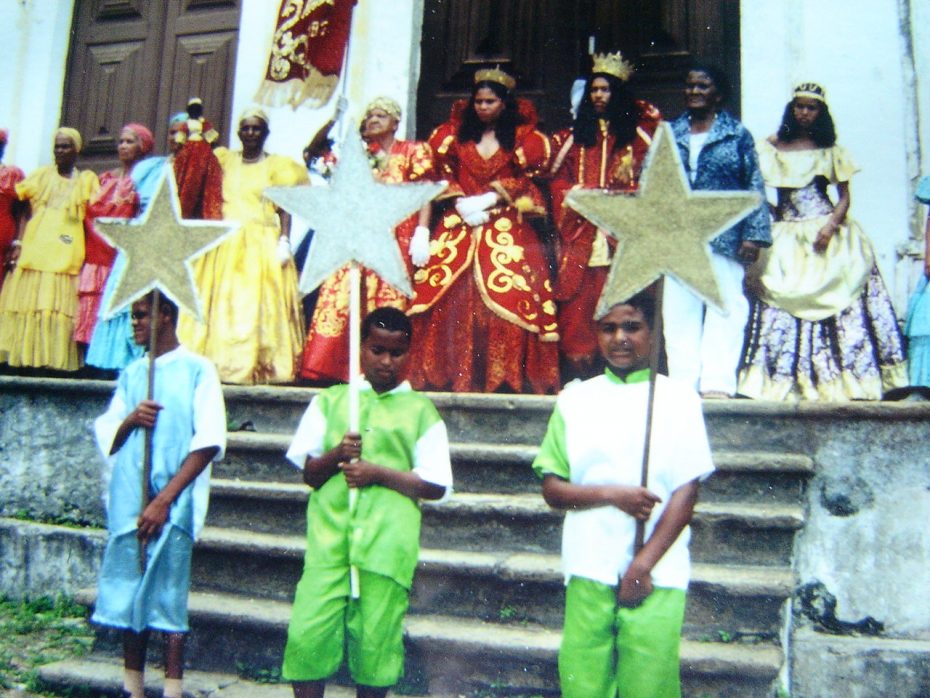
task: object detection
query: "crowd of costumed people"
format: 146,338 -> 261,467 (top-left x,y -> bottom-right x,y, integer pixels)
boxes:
1,55 -> 928,402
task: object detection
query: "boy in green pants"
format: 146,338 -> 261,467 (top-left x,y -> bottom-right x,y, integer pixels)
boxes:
533,291 -> 714,697
282,307 -> 453,698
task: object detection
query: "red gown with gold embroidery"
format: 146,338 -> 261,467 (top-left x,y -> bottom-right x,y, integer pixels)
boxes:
407,99 -> 559,394
300,139 -> 434,383
550,101 -> 660,370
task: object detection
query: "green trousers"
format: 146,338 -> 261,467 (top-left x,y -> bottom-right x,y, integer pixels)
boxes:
560,576 -> 686,698
282,567 -> 409,687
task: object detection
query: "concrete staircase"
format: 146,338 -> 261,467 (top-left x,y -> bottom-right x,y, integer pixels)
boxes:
37,387 -> 812,697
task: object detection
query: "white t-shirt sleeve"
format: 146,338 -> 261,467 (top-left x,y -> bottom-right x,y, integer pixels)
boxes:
286,397 -> 327,470
190,360 -> 227,460
664,387 -> 715,492
412,419 -> 453,502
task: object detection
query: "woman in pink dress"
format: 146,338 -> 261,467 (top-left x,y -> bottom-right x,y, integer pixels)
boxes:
75,123 -> 153,347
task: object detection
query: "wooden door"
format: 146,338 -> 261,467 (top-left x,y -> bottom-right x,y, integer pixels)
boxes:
416,0 -> 740,138
62,0 -> 241,172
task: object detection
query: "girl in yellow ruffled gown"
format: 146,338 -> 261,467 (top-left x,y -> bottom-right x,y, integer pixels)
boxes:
739,83 -> 907,401
178,108 -> 308,384
0,128 -> 98,371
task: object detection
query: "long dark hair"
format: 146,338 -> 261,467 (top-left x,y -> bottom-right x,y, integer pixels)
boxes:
573,72 -> 640,148
457,80 -> 522,152
777,100 -> 837,147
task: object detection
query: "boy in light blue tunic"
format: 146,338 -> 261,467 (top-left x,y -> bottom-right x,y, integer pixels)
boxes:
93,292 -> 226,698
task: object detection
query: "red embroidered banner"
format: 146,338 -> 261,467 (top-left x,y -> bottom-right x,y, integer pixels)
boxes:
254,0 -> 357,110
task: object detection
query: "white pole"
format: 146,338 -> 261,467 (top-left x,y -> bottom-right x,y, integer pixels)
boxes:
348,260 -> 361,598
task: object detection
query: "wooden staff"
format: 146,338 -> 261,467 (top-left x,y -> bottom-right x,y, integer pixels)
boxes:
139,287 -> 161,572
634,278 -> 664,554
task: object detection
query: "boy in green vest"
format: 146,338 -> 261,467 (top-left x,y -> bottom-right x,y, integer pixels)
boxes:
282,307 -> 453,698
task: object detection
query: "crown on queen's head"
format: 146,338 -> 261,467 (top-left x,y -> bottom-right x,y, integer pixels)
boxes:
793,82 -> 826,103
592,51 -> 634,82
474,66 -> 516,91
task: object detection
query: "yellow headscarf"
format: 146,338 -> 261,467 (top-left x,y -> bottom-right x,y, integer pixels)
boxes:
364,96 -> 402,123
239,107 -> 270,128
55,127 -> 83,153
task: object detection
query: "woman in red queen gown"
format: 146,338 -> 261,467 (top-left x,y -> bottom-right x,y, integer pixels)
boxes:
407,68 -> 560,394
0,129 -> 25,287
300,96 -> 434,383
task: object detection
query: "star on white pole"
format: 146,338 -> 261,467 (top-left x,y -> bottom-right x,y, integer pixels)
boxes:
265,129 -> 446,297
265,127 -> 446,600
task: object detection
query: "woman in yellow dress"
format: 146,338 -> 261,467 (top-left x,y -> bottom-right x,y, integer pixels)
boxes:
0,128 -> 98,371
178,108 -> 308,384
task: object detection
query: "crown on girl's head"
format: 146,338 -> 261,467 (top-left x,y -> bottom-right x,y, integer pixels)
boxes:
592,51 -> 634,82
475,66 -> 516,91
793,82 -> 826,103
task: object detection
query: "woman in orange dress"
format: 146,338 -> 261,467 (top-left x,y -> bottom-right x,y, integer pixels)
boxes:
408,69 -> 559,394
299,96 -> 434,383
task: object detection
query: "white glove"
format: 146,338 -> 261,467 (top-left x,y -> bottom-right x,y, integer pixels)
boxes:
335,95 -> 349,121
463,210 -> 490,227
409,225 -> 431,267
455,192 -> 498,218
276,235 -> 292,265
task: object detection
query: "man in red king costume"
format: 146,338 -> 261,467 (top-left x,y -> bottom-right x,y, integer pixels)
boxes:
549,52 -> 661,381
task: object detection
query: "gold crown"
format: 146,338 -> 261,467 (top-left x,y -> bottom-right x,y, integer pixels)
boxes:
793,82 -> 826,103
475,66 -> 516,91
592,51 -> 634,82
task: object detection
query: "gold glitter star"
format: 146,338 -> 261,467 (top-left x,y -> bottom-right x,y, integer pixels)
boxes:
567,121 -> 761,317
265,129 -> 446,297
95,172 -> 238,321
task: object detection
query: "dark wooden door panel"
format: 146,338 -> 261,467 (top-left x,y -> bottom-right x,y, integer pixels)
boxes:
63,1 -> 165,168
160,31 -> 240,147
63,0 -> 241,172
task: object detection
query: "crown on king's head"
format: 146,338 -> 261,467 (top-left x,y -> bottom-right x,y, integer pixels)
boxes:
793,82 -> 827,103
591,51 -> 634,82
474,66 -> 517,91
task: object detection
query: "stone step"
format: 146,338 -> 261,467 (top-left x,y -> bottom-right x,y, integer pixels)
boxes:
219,383 -> 838,454
206,482 -> 805,565
191,527 -> 793,637
219,432 -> 814,499
74,588 -> 784,697
220,387 -> 557,444
37,656 -> 338,697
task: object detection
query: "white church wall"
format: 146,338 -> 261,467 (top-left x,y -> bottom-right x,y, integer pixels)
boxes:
0,1 -> 75,173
